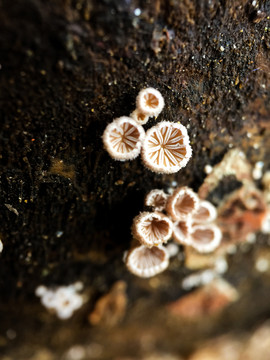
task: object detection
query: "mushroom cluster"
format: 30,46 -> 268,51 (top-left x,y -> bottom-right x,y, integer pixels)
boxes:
35,282 -> 84,320
103,88 -> 192,174
124,186 -> 222,278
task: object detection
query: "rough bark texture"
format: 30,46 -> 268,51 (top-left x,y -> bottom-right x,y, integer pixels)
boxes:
0,0 -> 270,359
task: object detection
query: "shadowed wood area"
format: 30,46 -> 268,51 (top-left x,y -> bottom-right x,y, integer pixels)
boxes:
0,0 -> 270,359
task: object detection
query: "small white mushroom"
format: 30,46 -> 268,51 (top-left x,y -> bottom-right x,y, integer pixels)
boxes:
192,200 -> 217,223
144,189 -> 168,211
130,109 -> 149,125
102,116 -> 145,161
141,121 -> 192,174
132,211 -> 173,247
136,87 -> 164,117
172,218 -> 192,246
125,244 -> 169,278
166,186 -> 199,221
189,224 -> 222,253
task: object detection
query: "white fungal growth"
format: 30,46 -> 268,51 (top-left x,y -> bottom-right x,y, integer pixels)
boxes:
132,211 -> 173,247
189,224 -> 222,253
125,244 -> 169,278
144,189 -> 168,211
102,116 -> 145,161
141,121 -> 192,174
136,88 -> 164,117
192,200 -> 217,223
172,218 -> 192,245
166,186 -> 199,221
130,109 -> 149,125
0,240 -> 3,253
35,282 -> 84,320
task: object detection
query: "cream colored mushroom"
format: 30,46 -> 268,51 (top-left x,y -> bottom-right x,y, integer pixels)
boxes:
136,88 -> 164,117
189,224 -> 222,253
192,200 -> 217,224
102,116 -> 145,161
166,186 -> 199,221
172,218 -> 192,246
141,121 -> 192,174
132,211 -> 173,247
144,189 -> 168,212
125,244 -> 169,278
130,109 -> 149,125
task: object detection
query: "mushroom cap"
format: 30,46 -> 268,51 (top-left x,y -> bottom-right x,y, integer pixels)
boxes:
141,121 -> 192,174
144,189 -> 168,211
166,186 -> 199,221
136,87 -> 164,117
192,200 -> 217,224
130,109 -> 149,125
132,211 -> 173,247
189,224 -> 222,253
172,218 -> 192,245
125,244 -> 169,278
102,116 -> 145,161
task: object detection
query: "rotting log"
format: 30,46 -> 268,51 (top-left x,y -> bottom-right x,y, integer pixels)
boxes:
0,0 -> 270,359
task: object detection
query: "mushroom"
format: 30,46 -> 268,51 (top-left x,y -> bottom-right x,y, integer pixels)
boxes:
102,116 -> 145,161
172,218 -> 192,246
132,211 -> 173,247
130,109 -> 149,125
144,189 -> 168,211
192,200 -> 217,224
166,186 -> 199,221
125,244 -> 169,278
141,121 -> 192,174
136,87 -> 164,117
189,224 -> 222,253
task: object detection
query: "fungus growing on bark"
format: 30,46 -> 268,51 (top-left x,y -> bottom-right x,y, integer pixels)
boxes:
144,189 -> 168,211
172,218 -> 192,245
125,244 -> 169,278
35,283 -> 84,320
141,121 -> 192,174
189,224 -> 222,253
102,116 -> 145,161
136,87 -> 164,117
166,186 -> 199,221
130,109 -> 149,125
132,211 -> 173,247
192,200 -> 217,223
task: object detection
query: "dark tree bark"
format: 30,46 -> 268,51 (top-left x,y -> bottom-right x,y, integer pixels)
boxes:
0,0 -> 270,358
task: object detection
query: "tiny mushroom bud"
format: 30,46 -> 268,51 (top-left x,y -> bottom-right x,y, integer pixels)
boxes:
172,218 -> 192,246
136,87 -> 164,117
189,224 -> 222,253
102,116 -> 145,161
130,109 -> 149,125
192,200 -> 217,224
145,189 -> 168,211
125,244 -> 169,278
141,121 -> 192,174
166,186 -> 199,221
132,211 -> 173,247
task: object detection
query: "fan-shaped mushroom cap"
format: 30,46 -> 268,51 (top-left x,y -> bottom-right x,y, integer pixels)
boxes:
130,109 -> 149,125
166,186 -> 199,221
125,244 -> 169,278
172,218 -> 192,245
132,211 -> 173,247
145,189 -> 168,211
141,121 -> 192,174
189,224 -> 222,253
192,200 -> 217,224
136,88 -> 164,117
102,116 -> 145,161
